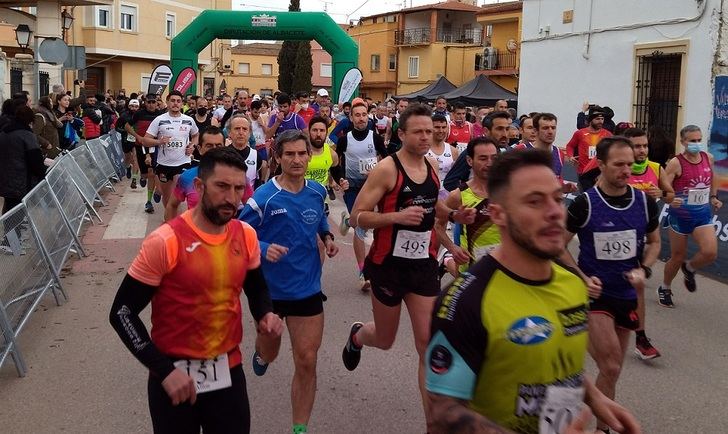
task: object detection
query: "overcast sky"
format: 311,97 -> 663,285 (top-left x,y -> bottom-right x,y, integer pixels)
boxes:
233,0 -> 503,25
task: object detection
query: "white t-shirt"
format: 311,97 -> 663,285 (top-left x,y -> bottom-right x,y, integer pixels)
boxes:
251,117 -> 266,145
213,106 -> 228,121
146,112 -> 199,167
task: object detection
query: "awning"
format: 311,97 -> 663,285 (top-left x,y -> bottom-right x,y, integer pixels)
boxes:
442,74 -> 517,106
393,76 -> 456,102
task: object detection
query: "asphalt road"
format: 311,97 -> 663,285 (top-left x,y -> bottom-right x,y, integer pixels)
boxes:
1,183 -> 727,433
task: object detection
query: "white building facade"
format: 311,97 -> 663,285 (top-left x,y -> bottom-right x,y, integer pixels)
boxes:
518,0 -> 719,147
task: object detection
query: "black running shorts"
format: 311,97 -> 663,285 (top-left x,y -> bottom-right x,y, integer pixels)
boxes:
589,295 -> 640,330
364,258 -> 440,307
272,292 -> 326,318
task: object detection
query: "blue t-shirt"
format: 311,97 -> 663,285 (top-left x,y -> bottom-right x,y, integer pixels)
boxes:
239,178 -> 330,301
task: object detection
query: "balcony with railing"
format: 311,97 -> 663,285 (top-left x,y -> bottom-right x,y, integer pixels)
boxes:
475,50 -> 518,73
395,27 -> 483,46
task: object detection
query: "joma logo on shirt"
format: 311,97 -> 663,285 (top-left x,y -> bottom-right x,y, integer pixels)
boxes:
270,208 -> 287,216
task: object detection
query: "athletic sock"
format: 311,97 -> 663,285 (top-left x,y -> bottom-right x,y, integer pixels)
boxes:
132,170 -> 140,181
292,424 -> 307,434
685,261 -> 695,272
147,189 -> 153,201
358,262 -> 364,272
635,330 -> 646,338
661,283 -> 671,290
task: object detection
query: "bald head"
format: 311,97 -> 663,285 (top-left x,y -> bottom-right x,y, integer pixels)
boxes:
495,100 -> 508,112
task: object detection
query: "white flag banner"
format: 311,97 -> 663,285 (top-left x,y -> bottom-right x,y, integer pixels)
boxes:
338,67 -> 363,104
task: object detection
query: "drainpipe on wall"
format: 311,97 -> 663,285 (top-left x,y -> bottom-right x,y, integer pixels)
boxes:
444,45 -> 450,81
583,0 -> 594,60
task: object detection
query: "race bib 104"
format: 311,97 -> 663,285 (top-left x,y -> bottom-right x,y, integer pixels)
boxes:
393,230 -> 431,259
594,229 -> 636,261
358,157 -> 377,175
687,188 -> 710,206
173,353 -> 232,394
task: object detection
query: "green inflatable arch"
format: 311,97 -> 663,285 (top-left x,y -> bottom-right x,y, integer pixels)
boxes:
170,10 -> 358,101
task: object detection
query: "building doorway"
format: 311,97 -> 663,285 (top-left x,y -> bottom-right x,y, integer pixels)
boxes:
85,67 -> 105,95
633,51 -> 683,141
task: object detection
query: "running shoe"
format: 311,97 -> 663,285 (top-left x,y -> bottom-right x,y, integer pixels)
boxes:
140,177 -> 147,188
359,272 -> 370,292
342,322 -> 364,371
153,191 -> 162,203
126,165 -> 132,179
681,262 -> 697,292
251,351 -> 269,376
657,286 -> 674,308
130,178 -> 137,189
144,201 -> 154,214
635,335 -> 661,360
339,211 -> 350,236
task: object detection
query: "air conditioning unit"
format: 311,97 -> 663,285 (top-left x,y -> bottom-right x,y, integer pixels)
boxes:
483,46 -> 498,70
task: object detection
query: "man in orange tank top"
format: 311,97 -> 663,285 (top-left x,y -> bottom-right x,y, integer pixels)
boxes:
110,147 -> 283,434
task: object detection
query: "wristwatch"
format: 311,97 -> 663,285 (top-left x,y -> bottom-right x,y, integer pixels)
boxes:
448,210 -> 457,223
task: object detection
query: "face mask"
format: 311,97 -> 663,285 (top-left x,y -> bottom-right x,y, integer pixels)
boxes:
686,143 -> 702,154
197,107 -> 207,116
302,103 -> 309,110
631,160 -> 648,174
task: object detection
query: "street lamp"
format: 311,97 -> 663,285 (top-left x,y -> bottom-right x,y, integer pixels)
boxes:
14,24 -> 32,51
61,10 -> 74,39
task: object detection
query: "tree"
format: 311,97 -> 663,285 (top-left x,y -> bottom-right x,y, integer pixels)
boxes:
277,0 -> 301,94
291,41 -> 312,94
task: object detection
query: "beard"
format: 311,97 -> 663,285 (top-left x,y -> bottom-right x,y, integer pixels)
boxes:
201,193 -> 237,226
506,215 -> 563,260
311,137 -> 325,149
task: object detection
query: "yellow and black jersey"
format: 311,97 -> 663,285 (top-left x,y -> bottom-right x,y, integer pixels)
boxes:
426,255 -> 589,434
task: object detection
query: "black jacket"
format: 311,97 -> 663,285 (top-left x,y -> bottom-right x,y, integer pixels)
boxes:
0,121 -> 46,199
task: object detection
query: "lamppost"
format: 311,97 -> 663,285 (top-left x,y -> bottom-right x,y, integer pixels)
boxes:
14,24 -> 32,52
61,10 -> 74,40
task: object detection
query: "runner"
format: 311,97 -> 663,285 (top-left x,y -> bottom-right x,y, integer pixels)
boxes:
426,148 -> 640,434
387,98 -> 409,154
513,115 -> 536,148
433,96 -> 450,122
658,125 -> 722,307
426,114 -> 459,192
373,104 -> 392,144
239,130 -> 338,434
212,94 -> 233,127
164,126 -> 228,221
116,98 -> 140,189
305,116 -> 346,218
624,127 -> 673,359
109,147 -> 284,434
443,111 -> 511,192
340,103 -> 475,431
249,100 -> 272,163
227,114 -> 268,188
334,98 -> 387,291
562,137 -> 659,433
435,137 -> 499,277
566,106 -> 613,190
294,91 -> 316,127
128,95 -> 164,213
143,90 -> 199,208
192,96 -> 212,136
447,102 -> 473,155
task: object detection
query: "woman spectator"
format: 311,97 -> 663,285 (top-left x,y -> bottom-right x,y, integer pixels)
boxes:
32,95 -> 63,159
0,103 -> 47,214
55,93 -> 80,149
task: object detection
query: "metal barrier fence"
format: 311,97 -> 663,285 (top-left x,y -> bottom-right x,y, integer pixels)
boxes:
0,131 -> 125,377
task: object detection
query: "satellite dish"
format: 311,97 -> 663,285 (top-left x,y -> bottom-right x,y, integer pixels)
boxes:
39,38 -> 69,64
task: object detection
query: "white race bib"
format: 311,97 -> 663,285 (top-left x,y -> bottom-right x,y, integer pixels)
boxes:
473,244 -> 498,261
456,142 -> 468,154
587,146 -> 596,159
539,386 -> 585,434
687,188 -> 710,206
393,230 -> 431,259
358,157 -> 377,175
594,230 -> 636,261
167,139 -> 184,149
173,353 -> 232,394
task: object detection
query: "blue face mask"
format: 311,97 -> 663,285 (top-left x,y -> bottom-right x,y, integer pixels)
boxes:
686,142 -> 702,154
